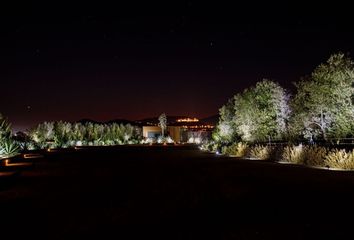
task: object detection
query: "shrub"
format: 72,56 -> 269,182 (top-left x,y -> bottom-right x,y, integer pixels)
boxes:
28,121 -> 142,148
222,142 -> 248,157
248,144 -> 273,160
157,136 -> 174,144
305,146 -> 327,167
280,145 -> 354,169
281,144 -> 305,164
325,149 -> 354,170
0,114 -> 20,158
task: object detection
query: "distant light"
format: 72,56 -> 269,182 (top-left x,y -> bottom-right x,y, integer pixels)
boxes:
177,118 -> 199,123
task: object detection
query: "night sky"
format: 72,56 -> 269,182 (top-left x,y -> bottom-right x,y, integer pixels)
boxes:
1,2 -> 354,131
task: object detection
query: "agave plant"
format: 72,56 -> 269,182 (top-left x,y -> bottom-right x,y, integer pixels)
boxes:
0,139 -> 20,158
0,114 -> 11,140
0,114 -> 20,158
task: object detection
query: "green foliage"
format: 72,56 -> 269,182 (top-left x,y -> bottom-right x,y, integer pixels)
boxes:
214,99 -> 238,144
214,79 -> 290,144
29,121 -> 142,149
0,113 -> 20,158
0,113 -> 11,140
290,53 -> 354,140
234,79 -> 290,142
0,139 -> 20,157
200,141 -> 219,152
214,53 -> 354,144
157,135 -> 174,144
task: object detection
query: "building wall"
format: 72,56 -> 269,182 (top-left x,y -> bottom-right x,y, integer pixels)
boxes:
143,126 -> 161,138
167,126 -> 181,143
143,126 -> 182,143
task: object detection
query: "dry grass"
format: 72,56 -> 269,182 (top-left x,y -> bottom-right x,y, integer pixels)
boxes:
325,149 -> 354,170
281,145 -> 354,170
223,142 -> 249,157
248,145 -> 273,160
304,146 -> 328,167
281,144 -> 305,164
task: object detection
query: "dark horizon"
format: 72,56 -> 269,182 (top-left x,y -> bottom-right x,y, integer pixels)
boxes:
2,2 -> 354,131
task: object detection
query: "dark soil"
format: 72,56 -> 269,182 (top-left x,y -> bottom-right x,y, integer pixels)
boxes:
1,145 -> 354,239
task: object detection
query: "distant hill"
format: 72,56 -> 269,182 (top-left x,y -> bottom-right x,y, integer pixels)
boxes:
77,118 -> 138,126
106,119 -> 139,126
200,115 -> 219,126
137,116 -> 196,125
76,118 -> 101,124
137,115 -> 219,126
76,114 -> 220,127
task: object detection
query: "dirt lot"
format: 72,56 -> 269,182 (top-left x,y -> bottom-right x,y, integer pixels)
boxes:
1,145 -> 354,239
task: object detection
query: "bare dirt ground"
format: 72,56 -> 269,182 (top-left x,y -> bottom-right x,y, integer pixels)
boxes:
1,145 -> 354,239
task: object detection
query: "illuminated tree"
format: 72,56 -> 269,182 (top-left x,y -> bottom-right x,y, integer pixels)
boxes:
29,121 -> 55,148
290,53 -> 354,140
29,121 -> 141,148
72,123 -> 85,142
213,98 -> 238,143
158,113 -> 167,137
234,79 -> 290,142
53,121 -> 72,147
214,79 -> 289,143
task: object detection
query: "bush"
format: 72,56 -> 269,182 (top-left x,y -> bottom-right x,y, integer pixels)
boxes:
281,144 -> 306,164
28,121 -> 142,149
248,144 -> 273,160
325,149 -> 354,170
281,145 -> 328,167
304,146 -> 327,167
157,136 -> 174,144
222,142 -> 248,157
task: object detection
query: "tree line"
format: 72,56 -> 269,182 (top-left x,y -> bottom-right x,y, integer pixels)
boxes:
213,53 -> 354,146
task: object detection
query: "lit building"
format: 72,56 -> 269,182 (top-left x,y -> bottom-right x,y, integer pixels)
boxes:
142,117 -> 215,143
